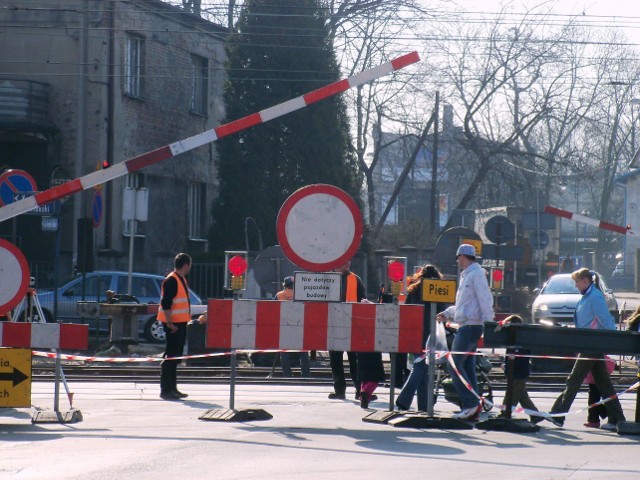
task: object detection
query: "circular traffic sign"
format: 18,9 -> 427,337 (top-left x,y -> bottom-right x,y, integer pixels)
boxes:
485,215 -> 515,245
92,190 -> 103,227
529,230 -> 549,250
0,169 -> 37,206
276,184 -> 363,272
0,239 -> 30,315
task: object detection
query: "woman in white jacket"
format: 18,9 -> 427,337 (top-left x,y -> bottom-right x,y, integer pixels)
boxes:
436,244 -> 494,421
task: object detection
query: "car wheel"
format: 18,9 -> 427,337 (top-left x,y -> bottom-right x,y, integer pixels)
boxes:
144,317 -> 166,343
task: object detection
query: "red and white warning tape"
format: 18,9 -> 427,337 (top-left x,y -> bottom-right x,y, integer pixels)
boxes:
0,52 -> 420,223
544,205 -> 632,235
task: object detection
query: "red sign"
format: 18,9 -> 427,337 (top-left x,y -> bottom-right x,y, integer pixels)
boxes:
228,255 -> 247,276
492,269 -> 504,282
387,261 -> 405,282
0,240 -> 30,315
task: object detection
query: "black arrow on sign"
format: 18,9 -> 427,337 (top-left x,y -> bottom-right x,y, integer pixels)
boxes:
0,367 -> 29,387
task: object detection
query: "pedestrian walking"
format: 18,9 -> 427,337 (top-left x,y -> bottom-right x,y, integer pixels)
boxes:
436,244 -> 494,421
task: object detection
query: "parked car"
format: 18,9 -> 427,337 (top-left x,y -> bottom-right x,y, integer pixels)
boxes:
612,261 -> 625,277
531,273 -> 619,326
14,271 -> 204,343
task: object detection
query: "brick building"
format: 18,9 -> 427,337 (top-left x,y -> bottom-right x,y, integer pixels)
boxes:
0,0 -> 226,284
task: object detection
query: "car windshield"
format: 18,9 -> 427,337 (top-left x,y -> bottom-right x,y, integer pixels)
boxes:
541,277 -> 580,295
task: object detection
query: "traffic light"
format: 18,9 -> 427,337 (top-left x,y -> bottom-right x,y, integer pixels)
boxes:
101,160 -> 110,169
492,268 -> 504,290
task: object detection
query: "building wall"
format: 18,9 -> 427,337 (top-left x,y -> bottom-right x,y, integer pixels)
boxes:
0,0 -> 226,279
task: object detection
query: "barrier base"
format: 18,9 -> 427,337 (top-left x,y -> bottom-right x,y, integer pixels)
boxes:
616,421 -> 640,435
475,417 -> 539,433
31,409 -> 83,424
199,408 -> 272,422
362,410 -> 403,424
389,413 -> 474,429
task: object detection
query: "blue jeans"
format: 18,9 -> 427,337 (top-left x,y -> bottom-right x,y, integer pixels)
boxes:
396,355 -> 429,411
447,324 -> 483,410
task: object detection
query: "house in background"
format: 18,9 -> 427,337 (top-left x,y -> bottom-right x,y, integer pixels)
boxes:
0,0 -> 226,285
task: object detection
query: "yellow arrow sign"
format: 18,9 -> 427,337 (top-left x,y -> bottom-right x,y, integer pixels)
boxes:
0,349 -> 31,407
421,279 -> 457,303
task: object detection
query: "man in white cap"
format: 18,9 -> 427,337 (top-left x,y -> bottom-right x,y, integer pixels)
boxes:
436,243 -> 494,420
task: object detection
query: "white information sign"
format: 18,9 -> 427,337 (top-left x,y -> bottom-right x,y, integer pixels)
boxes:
293,272 -> 341,302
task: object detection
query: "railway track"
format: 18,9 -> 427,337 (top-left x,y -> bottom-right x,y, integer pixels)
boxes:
31,362 -> 639,392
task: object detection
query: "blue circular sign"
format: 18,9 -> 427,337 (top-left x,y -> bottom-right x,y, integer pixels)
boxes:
0,169 -> 38,206
529,230 -> 549,250
92,190 -> 103,227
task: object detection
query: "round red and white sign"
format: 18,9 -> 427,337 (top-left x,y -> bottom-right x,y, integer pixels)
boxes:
276,184 -> 363,272
0,239 -> 30,315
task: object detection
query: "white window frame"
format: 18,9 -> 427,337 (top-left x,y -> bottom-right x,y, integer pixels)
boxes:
188,182 -> 206,240
125,34 -> 144,97
123,173 -> 146,237
190,54 -> 208,114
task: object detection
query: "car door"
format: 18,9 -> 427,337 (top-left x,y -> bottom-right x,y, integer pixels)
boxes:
59,273 -> 113,319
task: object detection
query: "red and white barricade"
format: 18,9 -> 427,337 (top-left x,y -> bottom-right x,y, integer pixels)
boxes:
0,323 -> 88,350
206,299 -> 424,353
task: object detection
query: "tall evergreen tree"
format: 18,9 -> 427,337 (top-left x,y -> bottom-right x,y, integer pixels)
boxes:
210,0 -> 361,254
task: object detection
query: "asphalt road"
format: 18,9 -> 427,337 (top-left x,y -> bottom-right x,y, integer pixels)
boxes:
1,381 -> 640,480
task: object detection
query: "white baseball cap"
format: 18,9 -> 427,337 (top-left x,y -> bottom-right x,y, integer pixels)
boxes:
456,244 -> 476,258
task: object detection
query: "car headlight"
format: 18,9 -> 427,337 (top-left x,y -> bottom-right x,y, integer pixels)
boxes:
533,304 -> 548,312
539,319 -> 555,327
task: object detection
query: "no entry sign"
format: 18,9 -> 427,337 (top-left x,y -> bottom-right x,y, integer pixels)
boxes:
276,184 -> 363,272
0,239 -> 30,315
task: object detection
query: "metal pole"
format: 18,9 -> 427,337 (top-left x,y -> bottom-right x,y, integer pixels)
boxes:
127,191 -> 137,295
229,349 -> 237,410
536,189 -> 541,285
427,303 -> 437,416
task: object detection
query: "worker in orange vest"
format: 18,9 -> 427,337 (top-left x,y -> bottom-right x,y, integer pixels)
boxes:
328,261 -> 366,401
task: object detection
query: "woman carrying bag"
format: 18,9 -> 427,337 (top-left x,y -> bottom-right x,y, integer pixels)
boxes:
396,265 -> 447,411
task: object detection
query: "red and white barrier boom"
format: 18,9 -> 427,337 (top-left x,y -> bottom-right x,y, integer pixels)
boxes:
0,52 -> 420,223
544,205 -> 632,235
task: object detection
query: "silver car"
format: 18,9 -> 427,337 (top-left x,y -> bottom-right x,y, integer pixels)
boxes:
531,273 -> 619,326
14,271 -> 203,342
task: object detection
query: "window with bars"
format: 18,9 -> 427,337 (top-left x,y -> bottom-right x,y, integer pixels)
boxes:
124,34 -> 144,97
188,182 -> 206,240
190,54 -> 208,114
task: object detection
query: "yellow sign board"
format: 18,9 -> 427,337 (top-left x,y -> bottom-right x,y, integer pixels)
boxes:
462,238 -> 483,257
421,279 -> 457,303
0,349 -> 31,407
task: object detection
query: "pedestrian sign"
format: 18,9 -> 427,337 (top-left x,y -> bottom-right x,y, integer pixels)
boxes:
0,348 -> 31,407
421,279 -> 456,303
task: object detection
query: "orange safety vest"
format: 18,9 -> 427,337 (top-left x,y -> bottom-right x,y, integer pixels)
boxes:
157,272 -> 190,323
345,272 -> 358,302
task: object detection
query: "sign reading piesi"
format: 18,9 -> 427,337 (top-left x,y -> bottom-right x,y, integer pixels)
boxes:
293,272 -> 341,302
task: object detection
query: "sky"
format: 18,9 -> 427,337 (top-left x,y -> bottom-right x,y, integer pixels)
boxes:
451,0 -> 640,44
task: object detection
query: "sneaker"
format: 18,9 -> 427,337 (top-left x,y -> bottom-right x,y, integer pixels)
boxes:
173,390 -> 189,399
160,391 -> 181,401
583,421 -> 600,429
328,392 -> 346,400
548,417 -> 564,428
600,422 -> 617,431
452,404 -> 482,421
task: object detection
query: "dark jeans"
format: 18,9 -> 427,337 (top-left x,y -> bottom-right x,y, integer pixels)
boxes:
447,324 -> 483,410
160,322 -> 187,394
587,383 -> 608,423
396,355 -> 429,411
508,378 -> 538,413
551,354 -> 625,425
280,351 -> 311,377
329,350 -> 359,394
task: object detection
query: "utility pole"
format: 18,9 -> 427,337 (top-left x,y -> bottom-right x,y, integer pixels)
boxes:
431,91 -> 440,237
